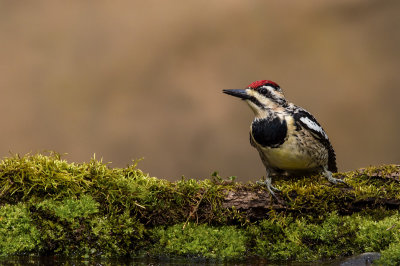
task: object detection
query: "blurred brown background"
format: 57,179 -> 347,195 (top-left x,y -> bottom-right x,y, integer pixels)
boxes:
0,1 -> 399,181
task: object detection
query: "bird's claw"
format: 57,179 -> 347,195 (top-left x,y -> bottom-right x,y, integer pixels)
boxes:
328,177 -> 346,184
256,180 -> 281,192
325,170 -> 347,186
257,178 -> 280,200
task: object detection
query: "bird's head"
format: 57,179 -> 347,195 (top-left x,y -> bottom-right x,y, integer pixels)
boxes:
223,80 -> 287,118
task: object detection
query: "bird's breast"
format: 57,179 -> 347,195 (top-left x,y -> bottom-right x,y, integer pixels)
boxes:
260,135 -> 319,170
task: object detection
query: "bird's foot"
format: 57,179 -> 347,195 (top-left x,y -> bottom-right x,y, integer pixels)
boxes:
325,170 -> 347,185
257,177 -> 281,200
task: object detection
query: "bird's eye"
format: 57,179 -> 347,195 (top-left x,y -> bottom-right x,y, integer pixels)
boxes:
259,88 -> 268,95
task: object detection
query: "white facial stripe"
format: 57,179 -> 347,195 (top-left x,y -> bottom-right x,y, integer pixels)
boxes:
300,117 -> 328,139
248,86 -> 276,101
262,85 -> 279,95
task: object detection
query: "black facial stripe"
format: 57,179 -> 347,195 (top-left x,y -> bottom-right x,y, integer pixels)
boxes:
271,85 -> 281,91
254,87 -> 287,107
246,96 -> 265,109
275,98 -> 288,107
258,85 -> 281,93
257,87 -> 274,98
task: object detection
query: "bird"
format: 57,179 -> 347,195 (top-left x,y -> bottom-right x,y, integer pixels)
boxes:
222,80 -> 345,198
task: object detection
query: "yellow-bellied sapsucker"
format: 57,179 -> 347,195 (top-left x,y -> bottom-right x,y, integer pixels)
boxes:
223,80 -> 345,198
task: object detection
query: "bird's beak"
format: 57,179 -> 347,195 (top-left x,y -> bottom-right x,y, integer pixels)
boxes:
222,89 -> 251,100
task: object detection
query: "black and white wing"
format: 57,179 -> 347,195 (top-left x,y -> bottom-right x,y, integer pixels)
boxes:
290,105 -> 338,172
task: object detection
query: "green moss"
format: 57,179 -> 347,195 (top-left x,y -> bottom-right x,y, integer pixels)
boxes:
150,223 -> 247,259
0,203 -> 41,255
246,211 -> 400,262
275,165 -> 400,216
377,242 -> 400,265
29,195 -> 146,257
355,213 -> 400,252
88,209 -> 146,257
0,153 -> 93,202
36,194 -> 99,222
0,153 -> 398,263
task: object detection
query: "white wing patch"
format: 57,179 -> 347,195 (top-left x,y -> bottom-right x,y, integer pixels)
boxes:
299,116 -> 328,139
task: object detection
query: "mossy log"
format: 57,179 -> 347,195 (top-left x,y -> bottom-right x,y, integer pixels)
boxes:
0,153 -> 400,264
222,166 -> 400,220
